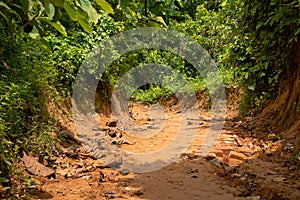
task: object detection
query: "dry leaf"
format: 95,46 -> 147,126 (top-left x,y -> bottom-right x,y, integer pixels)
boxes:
23,153 -> 55,177
56,166 -> 70,176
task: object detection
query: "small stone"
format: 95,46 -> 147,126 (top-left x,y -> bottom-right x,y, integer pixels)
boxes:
204,153 -> 217,160
240,175 -> 247,181
210,158 -> 223,167
99,171 -> 106,182
104,192 -> 118,199
147,117 -> 154,121
224,165 -> 237,173
222,157 -> 230,165
85,165 -> 94,172
247,196 -> 260,200
145,124 -> 159,129
284,143 -> 293,151
92,125 -> 102,131
81,175 -> 91,180
232,173 -> 242,178
121,169 -> 130,176
221,147 -> 233,156
106,120 -> 117,127
229,151 -> 248,161
78,133 -> 87,138
133,190 -> 144,196
188,173 -> 198,178
238,147 -> 254,155
211,149 -> 224,157
272,177 -> 285,182
106,157 -> 123,169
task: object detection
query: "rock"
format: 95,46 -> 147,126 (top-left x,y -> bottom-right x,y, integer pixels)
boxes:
272,177 -> 286,182
85,165 -> 94,172
224,165 -> 238,173
284,142 -> 293,151
229,151 -> 248,161
145,124 -> 159,129
240,175 -> 247,181
92,150 -> 106,159
211,149 -> 224,157
23,153 -> 55,177
238,147 -> 254,155
106,157 -> 123,169
186,168 -> 199,178
147,117 -> 154,121
121,169 -> 130,176
104,192 -> 118,199
80,175 -> 91,180
232,173 -> 242,178
204,153 -> 217,160
65,165 -> 85,178
234,137 -> 243,147
106,120 -> 117,127
221,157 -> 230,165
56,167 -> 69,176
108,130 -> 117,138
92,125 -> 102,131
247,196 -> 260,200
99,171 -> 106,182
62,130 -> 82,144
210,158 -> 223,167
220,147 -> 233,156
188,173 -> 198,178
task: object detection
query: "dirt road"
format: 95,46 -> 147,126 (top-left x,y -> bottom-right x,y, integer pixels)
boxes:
30,103 -> 300,199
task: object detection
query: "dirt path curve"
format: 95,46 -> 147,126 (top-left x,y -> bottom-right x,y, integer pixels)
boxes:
32,103 -> 300,199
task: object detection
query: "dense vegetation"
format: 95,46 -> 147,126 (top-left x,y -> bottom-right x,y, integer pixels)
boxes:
0,0 -> 299,198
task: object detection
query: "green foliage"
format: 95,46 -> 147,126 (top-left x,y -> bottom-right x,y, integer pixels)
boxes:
0,0 -> 115,55
96,0 -> 114,14
132,86 -> 173,104
0,31 -> 61,197
0,0 -> 299,197
220,0 -> 300,114
44,13 -> 124,99
172,0 -> 299,114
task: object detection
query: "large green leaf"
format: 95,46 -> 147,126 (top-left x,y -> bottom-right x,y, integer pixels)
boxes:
76,0 -> 98,24
64,1 -> 95,33
63,1 -> 78,21
37,38 -> 53,54
155,16 -> 167,27
49,20 -> 67,36
78,15 -> 93,33
86,3 -> 98,24
28,26 -> 52,53
95,0 -> 114,14
29,25 -> 40,39
0,11 -> 9,24
20,0 -> 35,20
41,17 -> 67,36
44,2 -> 55,18
248,83 -> 256,91
0,2 -> 11,10
79,0 -> 89,11
0,177 -> 9,184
